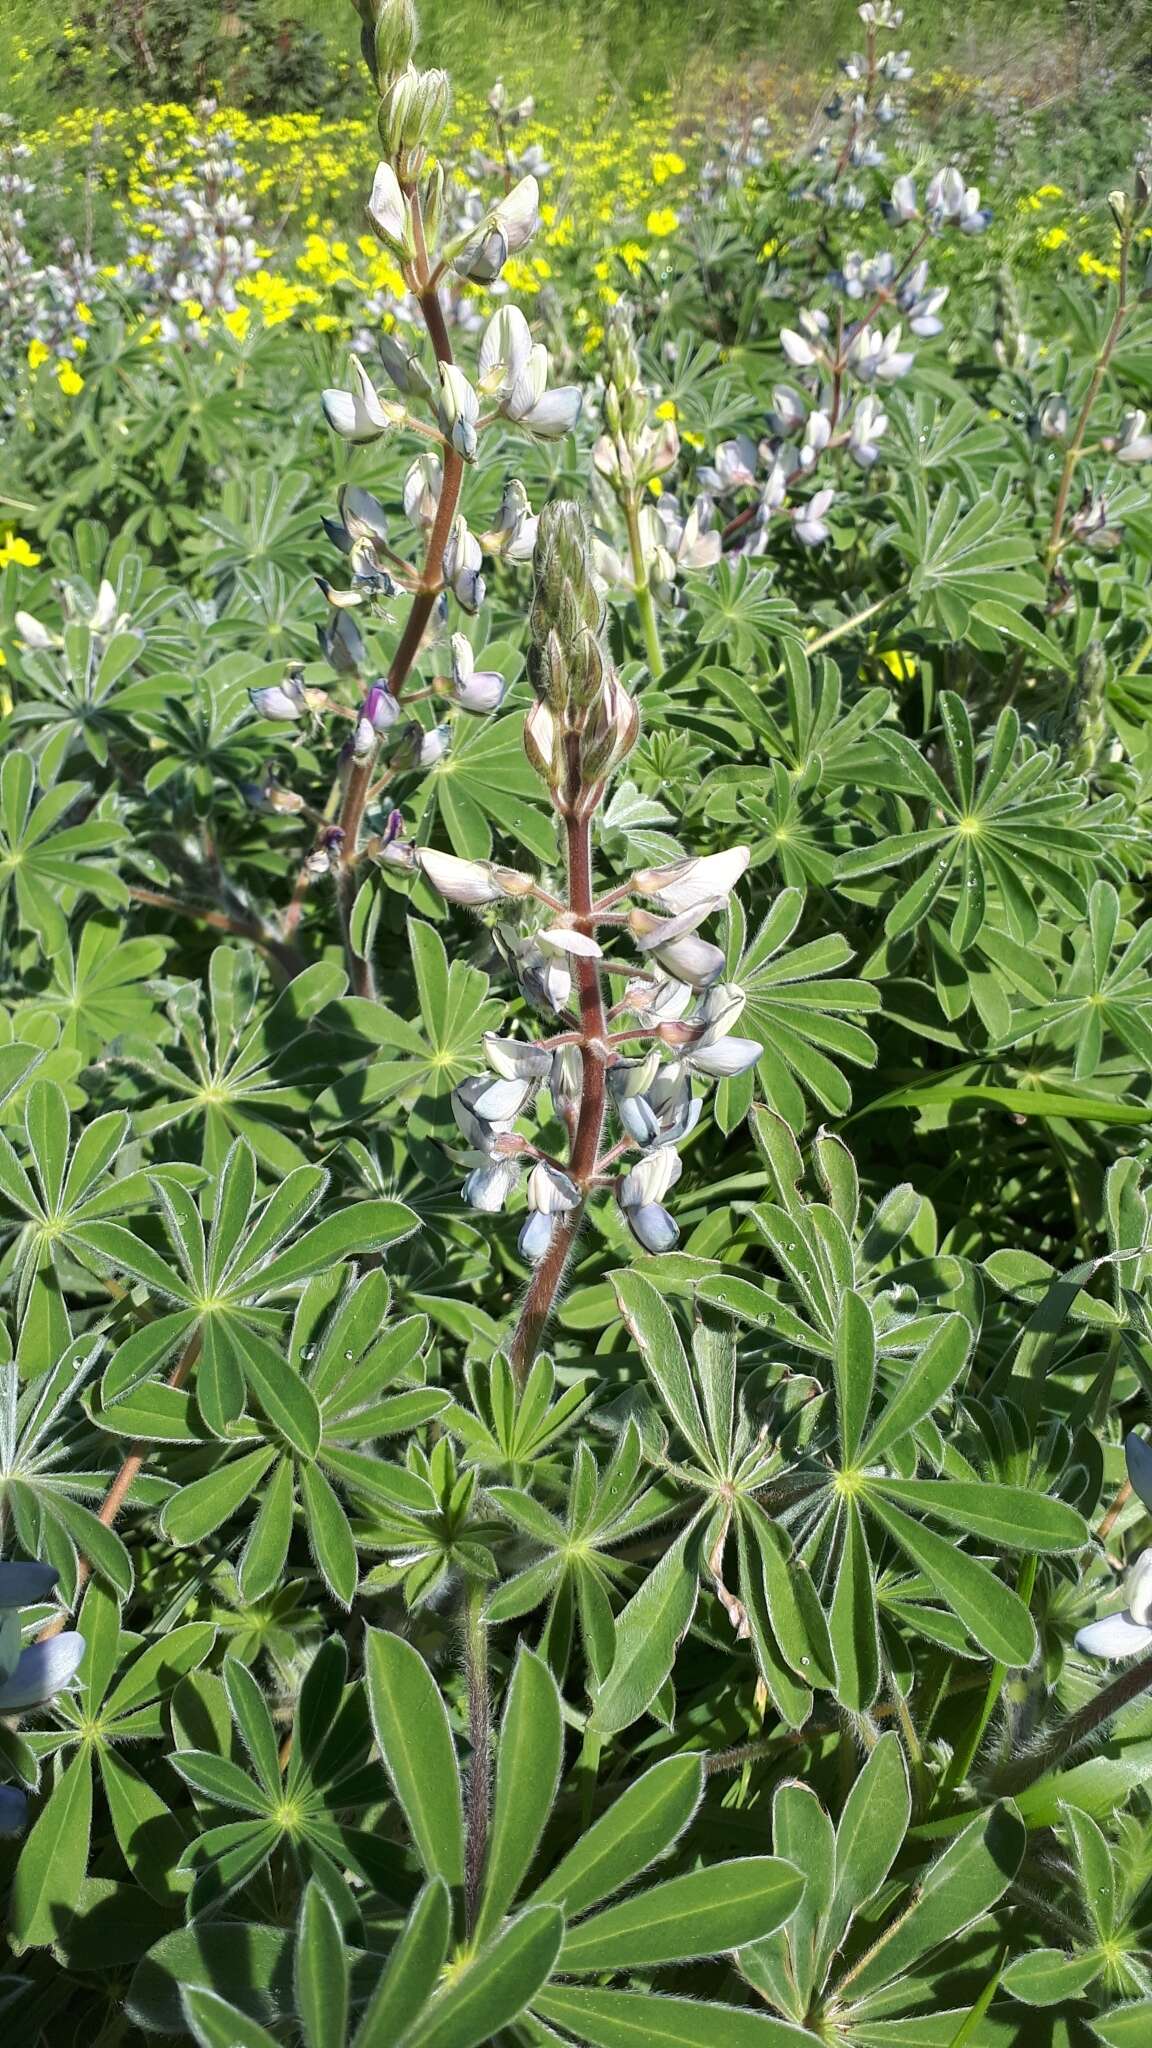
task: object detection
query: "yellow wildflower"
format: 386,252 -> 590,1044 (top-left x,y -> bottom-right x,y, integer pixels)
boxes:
57,362 -> 85,396
0,533 -> 42,570
645,207 -> 679,238
27,338 -> 49,371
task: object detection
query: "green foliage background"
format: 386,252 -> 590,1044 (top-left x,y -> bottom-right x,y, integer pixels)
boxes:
3,0 -> 1152,2044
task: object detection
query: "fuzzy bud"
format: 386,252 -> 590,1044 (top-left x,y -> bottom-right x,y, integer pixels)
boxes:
379,64 -> 451,159
372,0 -> 419,82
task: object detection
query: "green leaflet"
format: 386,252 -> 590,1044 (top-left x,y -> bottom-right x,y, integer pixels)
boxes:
364,1629 -> 465,1886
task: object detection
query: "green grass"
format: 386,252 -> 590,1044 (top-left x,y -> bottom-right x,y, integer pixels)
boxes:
3,0 -> 1149,131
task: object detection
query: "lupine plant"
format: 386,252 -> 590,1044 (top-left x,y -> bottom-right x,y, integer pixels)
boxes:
5,0 -> 1152,2042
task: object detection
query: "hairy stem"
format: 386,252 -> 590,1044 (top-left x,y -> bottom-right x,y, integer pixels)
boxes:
509,765 -> 608,1382
937,1554 -> 1038,1802
322,232 -> 464,993
38,1334 -> 202,1640
989,1639 -> 1152,1796
622,491 -> 665,678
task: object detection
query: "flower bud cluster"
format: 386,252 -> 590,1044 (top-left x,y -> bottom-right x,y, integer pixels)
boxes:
523,502 -> 638,799
589,301 -> 717,612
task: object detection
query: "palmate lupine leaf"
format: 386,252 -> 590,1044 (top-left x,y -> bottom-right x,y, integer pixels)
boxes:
697,1110 -> 965,1362
5,617 -> 147,781
85,1136 -> 418,1437
702,646 -> 893,783
716,890 -> 881,1130
165,1640 -> 400,1919
151,1648 -> 806,2045
996,878 -> 1152,1078
406,693 -> 557,866
153,1271 -> 444,1606
837,693 -> 1117,954
738,1748 -> 1026,2044
591,1270 -> 834,1732
17,913 -> 168,1058
884,474 -> 1053,646
0,1074 -> 187,1374
316,919 -> 504,1135
9,1580 -> 215,1948
0,1344 -> 136,1602
0,750 -> 128,955
123,945 -> 348,1174
797,1290 -> 1086,1691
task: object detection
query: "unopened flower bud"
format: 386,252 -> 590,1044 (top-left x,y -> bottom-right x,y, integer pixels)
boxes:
524,697 -> 561,785
379,64 -> 451,160
371,0 -> 419,82
582,672 -> 639,781
366,161 -> 411,251
416,847 -> 509,904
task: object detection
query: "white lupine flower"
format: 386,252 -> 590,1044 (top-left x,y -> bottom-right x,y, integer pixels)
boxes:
450,634 -> 505,714
848,395 -> 889,468
770,384 -> 809,436
478,305 -> 534,401
619,1146 -> 682,1212
416,848 -> 510,904
691,982 -> 748,1045
633,846 -> 750,915
323,354 -> 402,442
478,310 -> 580,438
630,906 -> 727,989
618,1147 -> 684,1253
462,1159 -> 520,1212
780,326 -> 819,367
404,453 -> 442,530
1038,394 -> 1069,441
526,1161 -> 581,1214
538,926 -> 603,959
627,976 -> 695,1025
1117,410 -> 1152,464
419,725 -> 452,769
1076,1548 -> 1152,1661
519,1210 -> 556,1264
367,160 -> 409,249
626,1202 -> 680,1254
800,410 -> 831,468
794,489 -> 835,546
926,166 -> 965,217
685,1035 -> 761,1078
653,498 -> 722,581
89,579 -> 120,636
905,285 -> 948,337
886,173 -> 918,222
249,671 -> 310,721
927,167 -> 991,232
14,611 -> 57,651
848,323 -> 914,384
610,1059 -> 700,1149
698,435 -> 759,494
443,516 -> 485,611
455,174 -> 541,282
0,1633 -> 85,1712
438,362 -> 480,461
483,1033 -> 553,1082
548,1045 -> 582,1116
452,1072 -> 535,1151
762,460 -> 790,513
